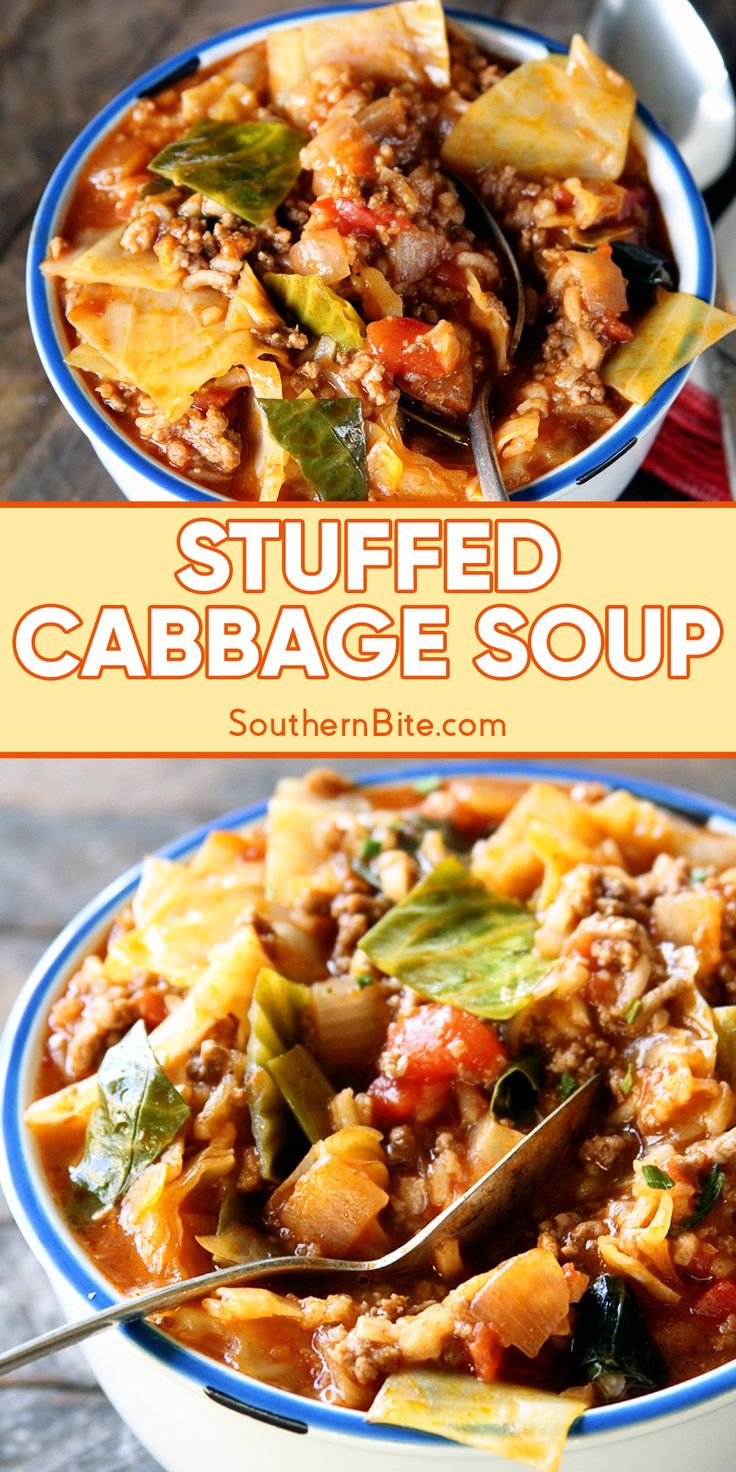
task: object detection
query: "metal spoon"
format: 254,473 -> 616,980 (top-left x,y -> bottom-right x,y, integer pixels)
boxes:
0,1074 -> 600,1378
400,174 -> 525,502
588,0 -> 736,191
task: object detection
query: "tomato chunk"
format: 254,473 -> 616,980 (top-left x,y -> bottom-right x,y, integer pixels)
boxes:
692,1279 -> 736,1322
384,1004 -> 507,1084
367,317 -> 461,380
368,1075 -> 449,1127
467,1323 -> 504,1383
311,196 -> 411,237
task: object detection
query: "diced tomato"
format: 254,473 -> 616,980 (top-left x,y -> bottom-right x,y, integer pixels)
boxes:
368,1074 -> 450,1127
600,314 -> 634,343
193,385 -> 238,411
467,1323 -> 504,1383
367,317 -> 457,380
692,1279 -> 736,1323
311,196 -> 412,237
385,1003 -> 507,1084
553,183 -> 575,210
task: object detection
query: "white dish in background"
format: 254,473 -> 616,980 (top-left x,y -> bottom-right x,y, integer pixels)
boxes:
26,9 -> 715,505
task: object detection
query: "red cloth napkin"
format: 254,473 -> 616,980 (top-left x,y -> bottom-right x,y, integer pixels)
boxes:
643,381 -> 731,501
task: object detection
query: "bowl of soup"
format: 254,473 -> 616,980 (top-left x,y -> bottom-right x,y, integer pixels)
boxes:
5,764 -> 736,1471
27,3 -> 730,505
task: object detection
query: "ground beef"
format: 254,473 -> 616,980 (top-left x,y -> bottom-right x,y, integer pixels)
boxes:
47,954 -> 177,1081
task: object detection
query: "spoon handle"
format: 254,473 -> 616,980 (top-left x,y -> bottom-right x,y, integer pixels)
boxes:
468,382 -> 509,501
0,1251 -> 353,1378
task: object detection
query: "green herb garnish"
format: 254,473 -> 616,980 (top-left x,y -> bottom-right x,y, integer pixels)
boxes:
624,999 -> 642,1025
557,1071 -> 577,1101
258,397 -> 368,502
70,1020 -> 190,1214
642,1164 -> 675,1190
620,1063 -> 634,1096
150,120 -> 305,225
671,1164 -> 725,1235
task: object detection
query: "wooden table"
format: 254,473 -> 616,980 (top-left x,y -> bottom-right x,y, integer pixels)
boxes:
1,754 -> 736,1467
2,0 -> 734,503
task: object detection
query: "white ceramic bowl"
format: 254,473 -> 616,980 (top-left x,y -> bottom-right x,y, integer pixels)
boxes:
4,762 -> 736,1472
27,9 -> 715,505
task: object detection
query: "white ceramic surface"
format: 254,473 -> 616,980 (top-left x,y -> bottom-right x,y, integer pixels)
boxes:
26,9 -> 715,505
3,763 -> 736,1472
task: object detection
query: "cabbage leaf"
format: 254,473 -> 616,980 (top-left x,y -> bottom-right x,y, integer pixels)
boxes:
67,283 -> 254,421
361,858 -> 551,1019
227,262 -> 283,332
106,833 -> 264,990
258,397 -> 368,501
602,289 -> 736,404
367,1370 -> 587,1471
70,1020 -> 190,1213
264,272 -> 365,349
442,35 -> 635,181
246,968 -> 310,1181
265,776 -> 370,904
150,119 -> 306,225
42,226 -> 183,291
715,1006 -> 736,1088
25,924 -> 271,1132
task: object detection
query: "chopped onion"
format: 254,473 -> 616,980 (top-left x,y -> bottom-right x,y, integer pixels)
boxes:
470,1248 -> 570,1357
310,978 -> 389,1070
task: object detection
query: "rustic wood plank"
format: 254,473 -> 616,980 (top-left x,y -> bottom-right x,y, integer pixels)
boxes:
1,1384 -> 159,1472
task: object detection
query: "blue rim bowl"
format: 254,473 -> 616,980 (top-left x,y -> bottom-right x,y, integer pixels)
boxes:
26,8 -> 716,505
3,761 -> 736,1449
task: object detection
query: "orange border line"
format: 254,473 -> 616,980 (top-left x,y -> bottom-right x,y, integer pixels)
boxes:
3,750 -> 735,759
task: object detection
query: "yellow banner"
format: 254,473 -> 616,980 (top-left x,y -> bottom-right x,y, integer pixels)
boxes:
1,504 -> 733,756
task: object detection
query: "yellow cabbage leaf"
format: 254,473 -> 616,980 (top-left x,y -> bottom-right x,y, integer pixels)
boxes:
267,0 -> 450,125
226,262 -> 283,332
105,832 -> 264,990
42,227 -> 182,291
442,34 -> 635,181
67,283 -> 254,420
265,776 -> 370,904
603,289 -> 736,404
66,343 -> 134,383
121,1139 -> 235,1279
368,1371 -> 587,1472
